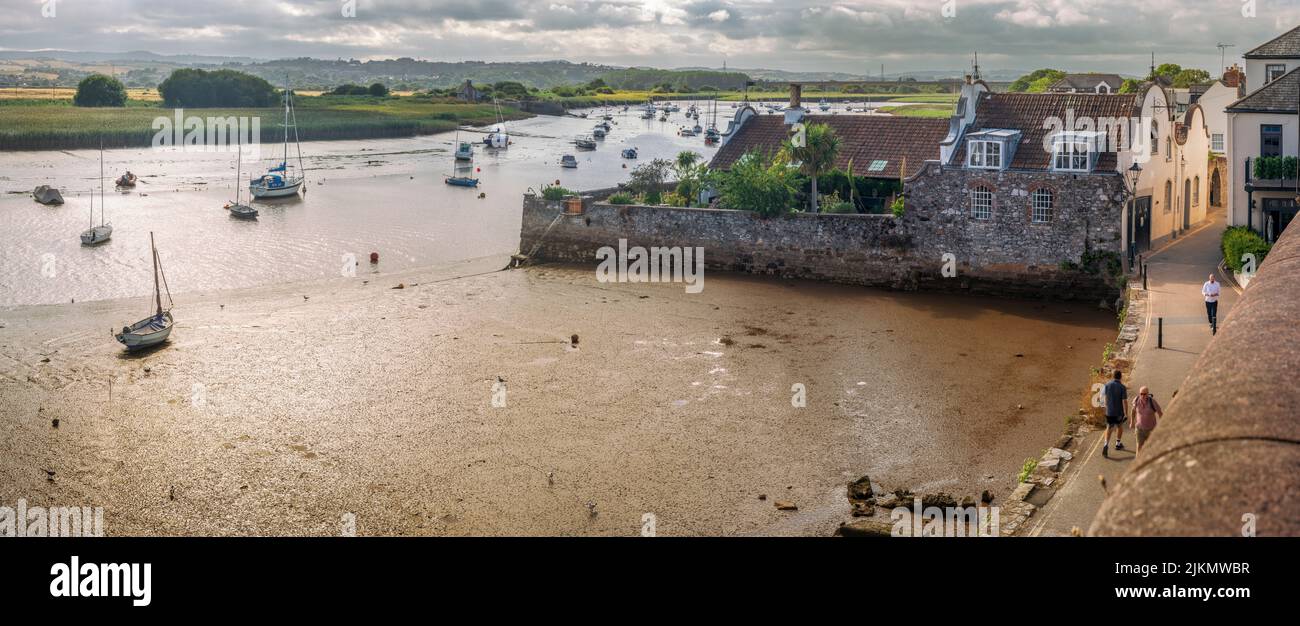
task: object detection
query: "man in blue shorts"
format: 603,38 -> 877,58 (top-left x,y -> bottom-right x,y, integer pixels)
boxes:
1102,370 -> 1128,458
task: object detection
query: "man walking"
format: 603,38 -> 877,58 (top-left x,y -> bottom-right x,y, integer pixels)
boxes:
1102,370 -> 1128,458
1202,273 -> 1221,334
1130,386 -> 1163,453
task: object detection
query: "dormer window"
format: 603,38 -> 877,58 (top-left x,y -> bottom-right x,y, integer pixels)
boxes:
1051,132 -> 1101,172
968,140 -> 1002,168
964,129 -> 1020,170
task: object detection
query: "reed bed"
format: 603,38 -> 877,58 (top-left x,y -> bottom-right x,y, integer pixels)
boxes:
0,96 -> 527,151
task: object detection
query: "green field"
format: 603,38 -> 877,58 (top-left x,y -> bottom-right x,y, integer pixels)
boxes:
0,95 -> 528,150
874,104 -> 955,118
536,89 -> 960,107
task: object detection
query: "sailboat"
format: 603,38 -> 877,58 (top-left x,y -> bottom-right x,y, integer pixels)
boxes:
704,97 -> 720,143
80,143 -> 113,246
225,138 -> 259,219
249,85 -> 306,199
454,130 -> 475,161
483,99 -> 509,148
445,132 -> 479,187
115,232 -> 174,351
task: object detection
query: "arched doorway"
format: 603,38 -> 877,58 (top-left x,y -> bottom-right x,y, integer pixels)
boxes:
1210,169 -> 1222,207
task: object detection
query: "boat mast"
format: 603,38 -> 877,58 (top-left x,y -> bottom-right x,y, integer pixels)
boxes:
99,139 -> 105,227
235,133 -> 242,204
151,231 -> 161,316
290,85 -> 304,182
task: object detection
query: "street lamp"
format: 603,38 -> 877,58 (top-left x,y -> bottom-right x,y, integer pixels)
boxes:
1125,162 -> 1142,269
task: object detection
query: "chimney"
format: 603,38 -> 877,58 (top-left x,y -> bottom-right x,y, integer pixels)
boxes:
789,83 -> 802,110
1223,64 -> 1245,94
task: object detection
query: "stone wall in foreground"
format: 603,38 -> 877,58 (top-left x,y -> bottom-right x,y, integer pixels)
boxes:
519,166 -> 1125,302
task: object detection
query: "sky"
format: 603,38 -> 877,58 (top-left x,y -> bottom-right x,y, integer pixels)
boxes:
3,0 -> 1300,75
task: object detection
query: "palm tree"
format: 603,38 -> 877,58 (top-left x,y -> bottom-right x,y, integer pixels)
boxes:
783,123 -> 841,213
673,150 -> 703,204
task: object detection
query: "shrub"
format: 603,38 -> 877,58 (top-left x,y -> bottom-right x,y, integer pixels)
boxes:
541,185 -> 573,201
1018,458 -> 1039,483
890,196 -> 905,217
714,151 -> 801,218
1222,225 -> 1272,272
1253,155 -> 1298,180
368,82 -> 390,97
73,74 -> 127,107
607,192 -> 635,205
660,192 -> 688,207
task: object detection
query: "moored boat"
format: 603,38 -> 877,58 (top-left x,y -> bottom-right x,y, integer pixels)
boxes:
560,155 -> 578,168
249,85 -> 306,199
80,144 -> 113,246
115,232 -> 175,351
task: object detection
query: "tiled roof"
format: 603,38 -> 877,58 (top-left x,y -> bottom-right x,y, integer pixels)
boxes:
708,113 -> 949,179
1245,25 -> 1300,58
952,92 -> 1141,171
1226,66 -> 1300,113
1049,73 -> 1124,91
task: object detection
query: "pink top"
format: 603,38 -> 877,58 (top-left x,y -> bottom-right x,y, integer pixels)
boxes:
1132,394 -> 1161,430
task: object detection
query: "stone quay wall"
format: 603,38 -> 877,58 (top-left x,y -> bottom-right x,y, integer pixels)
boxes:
519,163 -> 1126,301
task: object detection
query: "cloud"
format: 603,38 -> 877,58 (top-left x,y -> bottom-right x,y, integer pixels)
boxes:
0,0 -> 1297,75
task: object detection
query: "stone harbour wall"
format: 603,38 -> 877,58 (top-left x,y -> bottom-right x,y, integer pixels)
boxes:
519,164 -> 1126,301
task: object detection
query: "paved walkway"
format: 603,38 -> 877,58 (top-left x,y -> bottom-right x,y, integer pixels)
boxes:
1028,214 -> 1240,536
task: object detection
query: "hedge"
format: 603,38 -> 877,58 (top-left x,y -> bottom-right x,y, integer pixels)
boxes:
1222,226 -> 1272,273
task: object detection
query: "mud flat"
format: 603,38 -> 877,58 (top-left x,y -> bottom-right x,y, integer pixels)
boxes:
0,257 -> 1115,535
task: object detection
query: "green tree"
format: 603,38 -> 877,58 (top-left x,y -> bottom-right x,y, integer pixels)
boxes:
782,123 -> 841,213
672,151 -> 705,205
713,151 -> 801,218
1118,78 -> 1142,93
73,74 -> 127,107
1009,69 -> 1065,93
368,82 -> 390,96
627,159 -> 673,204
158,68 -> 277,107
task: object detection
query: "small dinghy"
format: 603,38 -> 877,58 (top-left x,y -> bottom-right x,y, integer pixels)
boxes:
621,148 -> 638,159
115,172 -> 137,188
573,136 -> 597,150
445,175 -> 479,187
679,127 -> 696,137
115,232 -> 175,351
560,155 -> 578,168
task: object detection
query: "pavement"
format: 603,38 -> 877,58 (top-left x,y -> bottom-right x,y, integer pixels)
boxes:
1027,213 -> 1240,536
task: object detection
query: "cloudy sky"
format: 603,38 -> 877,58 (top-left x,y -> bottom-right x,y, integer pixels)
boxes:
3,0 -> 1299,74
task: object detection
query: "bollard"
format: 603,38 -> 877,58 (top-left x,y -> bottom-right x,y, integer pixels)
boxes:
1157,317 -> 1163,349
1142,263 -> 1147,290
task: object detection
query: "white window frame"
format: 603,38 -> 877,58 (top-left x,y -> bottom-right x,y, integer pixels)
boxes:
1211,133 -> 1225,153
970,185 -> 993,220
1051,134 -> 1093,172
1266,64 -> 1287,84
1031,189 -> 1054,223
967,140 -> 1003,169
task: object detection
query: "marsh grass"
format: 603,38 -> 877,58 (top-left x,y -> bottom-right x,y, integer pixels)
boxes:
0,95 -> 527,150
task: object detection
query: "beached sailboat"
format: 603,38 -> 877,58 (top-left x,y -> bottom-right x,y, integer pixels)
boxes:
115,232 -> 174,351
226,139 -> 259,219
483,99 -> 510,148
249,86 -> 306,199
80,144 -> 112,246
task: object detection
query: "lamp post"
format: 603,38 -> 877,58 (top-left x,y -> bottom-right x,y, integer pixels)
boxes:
1125,162 -> 1142,270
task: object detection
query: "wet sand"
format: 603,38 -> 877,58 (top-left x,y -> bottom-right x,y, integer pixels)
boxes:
0,259 -> 1114,536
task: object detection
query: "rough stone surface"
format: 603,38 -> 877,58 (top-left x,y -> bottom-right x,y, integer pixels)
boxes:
519,183 -> 1121,301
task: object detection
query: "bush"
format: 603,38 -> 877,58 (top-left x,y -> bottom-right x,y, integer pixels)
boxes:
1253,156 -> 1298,180
1222,225 -> 1272,272
73,74 -> 127,107
890,196 -> 905,217
660,192 -> 688,207
368,82 -> 390,97
714,151 -> 801,218
329,84 -> 371,96
608,192 -> 635,205
158,68 -> 277,107
541,185 -> 573,201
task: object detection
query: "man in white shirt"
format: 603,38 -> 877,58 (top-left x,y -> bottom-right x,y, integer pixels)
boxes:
1202,274 -> 1221,334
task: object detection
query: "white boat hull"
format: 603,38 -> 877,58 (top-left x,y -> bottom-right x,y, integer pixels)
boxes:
80,224 -> 113,245
249,179 -> 302,198
116,312 -> 173,351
